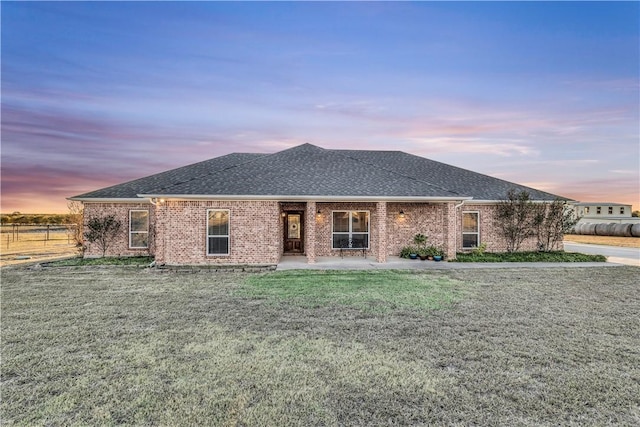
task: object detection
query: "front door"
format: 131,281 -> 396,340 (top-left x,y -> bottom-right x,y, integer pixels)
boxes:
284,212 -> 304,254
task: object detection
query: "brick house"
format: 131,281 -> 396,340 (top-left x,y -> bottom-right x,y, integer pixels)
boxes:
70,143 -> 566,265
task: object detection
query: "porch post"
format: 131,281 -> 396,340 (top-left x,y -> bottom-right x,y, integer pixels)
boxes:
444,202 -> 457,260
153,201 -> 166,265
305,201 -> 316,263
376,201 -> 387,263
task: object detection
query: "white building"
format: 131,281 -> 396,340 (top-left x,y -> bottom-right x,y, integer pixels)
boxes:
572,202 -> 638,224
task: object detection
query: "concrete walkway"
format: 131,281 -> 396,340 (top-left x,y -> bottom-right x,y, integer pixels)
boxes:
276,255 -> 621,271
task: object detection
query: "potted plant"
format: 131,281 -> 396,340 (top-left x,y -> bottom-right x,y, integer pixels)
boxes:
414,233 -> 428,260
433,247 -> 445,261
400,246 -> 419,259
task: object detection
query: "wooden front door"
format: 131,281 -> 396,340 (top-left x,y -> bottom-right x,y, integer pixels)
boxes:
284,212 -> 304,253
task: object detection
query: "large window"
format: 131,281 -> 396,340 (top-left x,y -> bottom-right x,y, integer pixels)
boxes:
332,211 -> 369,249
207,209 -> 230,255
462,211 -> 479,249
129,210 -> 149,248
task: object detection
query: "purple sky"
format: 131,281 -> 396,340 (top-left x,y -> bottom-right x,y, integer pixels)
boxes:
2,2 -> 638,213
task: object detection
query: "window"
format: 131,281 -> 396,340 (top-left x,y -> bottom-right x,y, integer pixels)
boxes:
332,211 -> 369,249
462,212 -> 479,248
207,209 -> 230,255
584,207 -> 590,214
596,207 -> 602,214
608,207 -> 613,215
620,207 -> 625,215
129,210 -> 149,248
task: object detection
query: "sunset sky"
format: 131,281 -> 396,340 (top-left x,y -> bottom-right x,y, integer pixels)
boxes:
2,1 -> 638,213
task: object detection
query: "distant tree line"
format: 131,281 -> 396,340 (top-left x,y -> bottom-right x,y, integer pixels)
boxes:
0,213 -> 73,225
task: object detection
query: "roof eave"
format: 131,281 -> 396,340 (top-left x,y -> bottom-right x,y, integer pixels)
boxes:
137,194 -> 473,203
68,197 -> 152,203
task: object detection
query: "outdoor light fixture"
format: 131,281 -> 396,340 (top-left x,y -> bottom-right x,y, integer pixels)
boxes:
316,209 -> 322,217
281,212 -> 286,218
399,210 -> 405,218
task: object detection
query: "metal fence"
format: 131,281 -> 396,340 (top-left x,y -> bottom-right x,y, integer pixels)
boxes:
1,224 -> 77,246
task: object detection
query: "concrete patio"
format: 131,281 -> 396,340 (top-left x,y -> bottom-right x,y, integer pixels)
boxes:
276,255 -> 618,270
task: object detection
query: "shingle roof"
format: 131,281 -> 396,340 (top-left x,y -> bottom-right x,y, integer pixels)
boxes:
72,152 -> 264,199
337,149 -> 564,201
71,143 -> 567,201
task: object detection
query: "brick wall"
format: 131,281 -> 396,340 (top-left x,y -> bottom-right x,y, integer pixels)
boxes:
386,202 -> 448,256
84,199 -> 560,264
83,202 -> 155,258
315,202 -> 381,258
154,200 -> 281,265
456,204 -> 562,252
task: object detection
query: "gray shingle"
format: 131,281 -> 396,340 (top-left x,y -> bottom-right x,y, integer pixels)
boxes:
72,143 -> 567,201
72,153 -> 264,199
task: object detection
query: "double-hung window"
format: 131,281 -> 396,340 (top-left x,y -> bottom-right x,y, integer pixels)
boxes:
129,210 -> 149,249
332,211 -> 369,249
207,209 -> 230,255
462,211 -> 480,249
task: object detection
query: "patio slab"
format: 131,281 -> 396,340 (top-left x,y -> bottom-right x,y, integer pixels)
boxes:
276,255 -> 619,270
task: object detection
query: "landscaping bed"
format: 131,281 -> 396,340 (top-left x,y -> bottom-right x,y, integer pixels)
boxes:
453,251 -> 607,262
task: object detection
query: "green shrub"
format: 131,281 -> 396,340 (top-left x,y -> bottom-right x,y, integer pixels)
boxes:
453,251 -> 606,263
400,246 -> 419,258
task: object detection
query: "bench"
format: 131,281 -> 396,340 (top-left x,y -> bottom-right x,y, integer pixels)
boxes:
338,238 -> 367,258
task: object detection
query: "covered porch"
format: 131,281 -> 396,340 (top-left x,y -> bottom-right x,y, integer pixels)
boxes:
280,199 -> 462,264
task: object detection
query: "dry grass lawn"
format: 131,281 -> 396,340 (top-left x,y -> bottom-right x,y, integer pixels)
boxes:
2,266 -> 639,426
0,230 -> 78,267
564,234 -> 640,248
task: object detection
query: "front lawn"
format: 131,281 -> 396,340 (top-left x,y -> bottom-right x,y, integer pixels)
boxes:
2,267 -> 638,425
241,270 -> 464,313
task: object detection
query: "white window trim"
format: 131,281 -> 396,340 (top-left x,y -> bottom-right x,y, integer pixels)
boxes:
206,209 -> 230,256
462,211 -> 480,249
129,210 -> 149,249
331,210 -> 370,250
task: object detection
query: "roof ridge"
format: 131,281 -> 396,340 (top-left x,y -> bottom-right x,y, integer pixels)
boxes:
330,149 -> 462,197
147,152 -> 267,193
146,143 -> 323,193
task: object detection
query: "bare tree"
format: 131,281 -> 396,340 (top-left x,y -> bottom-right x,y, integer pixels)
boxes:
495,189 -> 537,252
66,201 -> 84,252
84,215 -> 122,257
533,200 -> 579,252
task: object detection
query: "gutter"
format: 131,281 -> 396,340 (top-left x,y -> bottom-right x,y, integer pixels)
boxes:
136,194 -> 474,203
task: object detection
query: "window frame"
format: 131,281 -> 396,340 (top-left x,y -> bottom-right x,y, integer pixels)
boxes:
461,211 -> 480,249
608,206 -> 613,215
129,209 -> 149,249
331,210 -> 370,250
596,206 -> 602,214
206,209 -> 230,256
620,207 -> 625,215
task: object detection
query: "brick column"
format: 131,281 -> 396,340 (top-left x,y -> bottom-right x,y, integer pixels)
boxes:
444,202 -> 457,260
305,201 -> 316,263
153,200 -> 167,265
376,201 -> 387,263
